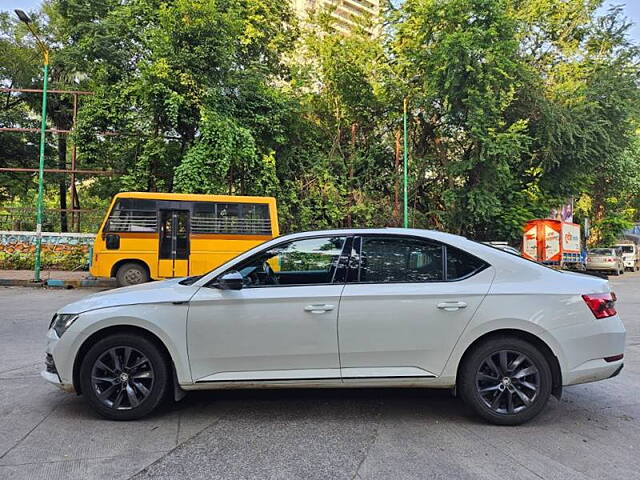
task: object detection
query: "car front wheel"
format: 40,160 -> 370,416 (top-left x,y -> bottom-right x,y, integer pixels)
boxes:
459,336 -> 552,425
79,333 -> 170,420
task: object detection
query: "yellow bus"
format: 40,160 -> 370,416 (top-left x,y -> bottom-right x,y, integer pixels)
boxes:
90,192 -> 279,286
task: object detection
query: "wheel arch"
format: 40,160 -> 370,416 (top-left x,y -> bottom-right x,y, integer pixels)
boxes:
72,324 -> 173,395
456,328 -> 563,400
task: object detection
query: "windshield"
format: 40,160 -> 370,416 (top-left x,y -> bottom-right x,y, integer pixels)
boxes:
589,248 -> 614,256
618,245 -> 634,253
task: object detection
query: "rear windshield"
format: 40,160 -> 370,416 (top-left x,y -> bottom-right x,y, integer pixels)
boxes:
589,248 -> 614,255
618,245 -> 634,253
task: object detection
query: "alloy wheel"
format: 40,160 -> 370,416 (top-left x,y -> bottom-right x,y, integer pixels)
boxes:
91,346 -> 155,410
475,350 -> 540,415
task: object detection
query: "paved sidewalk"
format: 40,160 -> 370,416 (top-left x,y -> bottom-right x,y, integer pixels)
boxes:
0,270 -> 116,288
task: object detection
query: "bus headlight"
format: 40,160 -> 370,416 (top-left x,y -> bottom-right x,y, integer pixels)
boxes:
50,314 -> 79,337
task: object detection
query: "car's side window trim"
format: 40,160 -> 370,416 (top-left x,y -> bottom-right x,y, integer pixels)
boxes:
209,234 -> 354,289
347,234 -> 489,285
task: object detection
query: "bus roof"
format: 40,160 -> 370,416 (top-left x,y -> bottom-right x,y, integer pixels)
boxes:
114,192 -> 276,203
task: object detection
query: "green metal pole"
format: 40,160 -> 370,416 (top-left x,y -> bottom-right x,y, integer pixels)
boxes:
403,97 -> 409,228
34,61 -> 48,282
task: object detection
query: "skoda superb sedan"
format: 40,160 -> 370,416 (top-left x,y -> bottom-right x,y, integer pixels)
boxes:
43,229 -> 625,425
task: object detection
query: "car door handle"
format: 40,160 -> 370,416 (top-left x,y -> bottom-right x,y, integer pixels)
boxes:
304,304 -> 335,314
437,301 -> 467,311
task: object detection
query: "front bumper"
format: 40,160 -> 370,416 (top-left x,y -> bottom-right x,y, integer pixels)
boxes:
41,369 -> 76,393
43,327 -> 77,393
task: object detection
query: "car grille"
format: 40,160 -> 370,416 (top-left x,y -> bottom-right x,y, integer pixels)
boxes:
45,353 -> 58,375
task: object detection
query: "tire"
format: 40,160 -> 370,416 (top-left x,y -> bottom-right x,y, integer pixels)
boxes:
458,336 -> 552,426
116,262 -> 149,287
79,333 -> 171,420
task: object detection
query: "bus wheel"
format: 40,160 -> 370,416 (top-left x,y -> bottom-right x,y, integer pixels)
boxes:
116,262 -> 149,287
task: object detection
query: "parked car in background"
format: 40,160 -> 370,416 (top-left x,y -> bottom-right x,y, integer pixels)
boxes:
614,242 -> 640,272
586,248 -> 625,276
43,229 -> 625,426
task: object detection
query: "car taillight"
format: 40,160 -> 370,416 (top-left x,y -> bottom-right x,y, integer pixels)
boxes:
582,292 -> 617,319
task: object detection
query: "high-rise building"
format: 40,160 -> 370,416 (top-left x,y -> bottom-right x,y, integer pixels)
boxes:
291,0 -> 380,34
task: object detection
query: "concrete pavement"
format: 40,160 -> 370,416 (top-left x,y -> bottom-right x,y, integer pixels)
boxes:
1,272 -> 639,479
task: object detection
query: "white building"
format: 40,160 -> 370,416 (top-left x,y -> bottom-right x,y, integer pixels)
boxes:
291,0 -> 380,34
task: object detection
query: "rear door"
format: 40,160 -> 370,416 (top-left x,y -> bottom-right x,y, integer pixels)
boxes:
338,235 -> 494,381
158,209 -> 190,277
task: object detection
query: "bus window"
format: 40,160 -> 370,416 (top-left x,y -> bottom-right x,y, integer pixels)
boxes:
191,202 -> 271,235
106,198 -> 157,232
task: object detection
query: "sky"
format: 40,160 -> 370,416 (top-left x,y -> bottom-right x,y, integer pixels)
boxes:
4,0 -> 640,43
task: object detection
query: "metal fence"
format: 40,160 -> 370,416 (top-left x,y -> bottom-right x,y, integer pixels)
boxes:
0,207 -> 105,233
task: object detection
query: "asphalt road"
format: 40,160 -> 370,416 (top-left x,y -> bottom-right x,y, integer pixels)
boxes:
1,273 -> 639,480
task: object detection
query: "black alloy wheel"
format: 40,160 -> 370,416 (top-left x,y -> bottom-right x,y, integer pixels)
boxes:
80,333 -> 170,420
459,336 -> 552,425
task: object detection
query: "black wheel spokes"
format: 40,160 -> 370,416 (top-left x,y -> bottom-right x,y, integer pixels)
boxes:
91,346 -> 154,410
476,350 -> 539,415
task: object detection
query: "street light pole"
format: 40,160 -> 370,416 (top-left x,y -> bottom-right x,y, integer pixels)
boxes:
403,97 -> 409,228
15,10 -> 49,282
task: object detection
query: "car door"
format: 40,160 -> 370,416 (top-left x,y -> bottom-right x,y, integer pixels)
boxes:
338,235 -> 494,381
186,235 -> 350,383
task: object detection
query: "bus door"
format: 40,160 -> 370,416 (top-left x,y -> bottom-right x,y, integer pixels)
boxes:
158,209 -> 190,277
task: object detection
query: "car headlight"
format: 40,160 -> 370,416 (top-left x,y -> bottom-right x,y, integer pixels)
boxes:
50,314 -> 79,337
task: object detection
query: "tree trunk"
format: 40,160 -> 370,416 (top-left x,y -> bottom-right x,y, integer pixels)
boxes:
58,133 -> 68,232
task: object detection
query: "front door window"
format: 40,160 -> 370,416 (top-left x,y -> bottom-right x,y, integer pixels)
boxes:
233,236 -> 349,287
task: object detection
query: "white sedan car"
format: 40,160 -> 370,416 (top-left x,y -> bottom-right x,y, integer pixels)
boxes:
43,229 -> 625,425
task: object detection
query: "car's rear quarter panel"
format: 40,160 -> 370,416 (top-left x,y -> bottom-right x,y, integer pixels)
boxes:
439,253 -> 624,386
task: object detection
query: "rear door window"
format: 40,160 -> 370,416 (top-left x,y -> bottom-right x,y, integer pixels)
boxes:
358,236 -> 444,283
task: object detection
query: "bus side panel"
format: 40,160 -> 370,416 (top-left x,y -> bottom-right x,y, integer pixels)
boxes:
91,234 -> 159,279
188,236 -> 270,275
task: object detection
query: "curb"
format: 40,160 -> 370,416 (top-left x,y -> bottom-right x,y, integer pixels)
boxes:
0,277 -> 117,289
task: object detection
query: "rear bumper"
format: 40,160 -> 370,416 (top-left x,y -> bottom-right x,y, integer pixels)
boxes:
564,359 -> 624,386
586,264 -> 618,272
552,314 -> 626,386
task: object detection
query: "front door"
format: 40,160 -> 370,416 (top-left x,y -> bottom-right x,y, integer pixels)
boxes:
186,235 -> 349,382
338,235 -> 494,381
158,210 -> 190,277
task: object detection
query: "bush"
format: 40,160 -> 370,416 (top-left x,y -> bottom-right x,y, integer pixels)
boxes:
0,250 -> 89,271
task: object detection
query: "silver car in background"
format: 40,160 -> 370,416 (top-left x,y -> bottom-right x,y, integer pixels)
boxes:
586,248 -> 625,276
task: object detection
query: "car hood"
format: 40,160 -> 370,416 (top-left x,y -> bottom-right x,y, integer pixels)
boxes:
58,278 -> 198,314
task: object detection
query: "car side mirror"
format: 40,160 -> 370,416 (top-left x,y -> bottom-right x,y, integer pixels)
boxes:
215,271 -> 243,290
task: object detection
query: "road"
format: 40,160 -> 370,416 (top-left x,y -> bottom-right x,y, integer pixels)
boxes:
1,273 -> 639,480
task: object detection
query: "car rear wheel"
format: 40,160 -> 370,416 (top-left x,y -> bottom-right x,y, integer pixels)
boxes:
79,334 -> 170,420
459,336 -> 552,425
115,262 -> 149,287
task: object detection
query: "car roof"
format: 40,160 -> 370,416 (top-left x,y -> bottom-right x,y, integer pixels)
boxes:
279,228 -> 467,244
